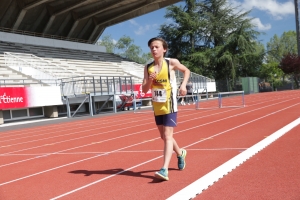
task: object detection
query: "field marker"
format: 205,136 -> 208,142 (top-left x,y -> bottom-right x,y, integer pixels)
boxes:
167,117 -> 300,200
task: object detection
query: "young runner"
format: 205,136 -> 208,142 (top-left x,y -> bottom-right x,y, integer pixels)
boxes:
142,37 -> 190,181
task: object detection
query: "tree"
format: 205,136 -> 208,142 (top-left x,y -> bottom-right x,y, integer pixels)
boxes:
159,0 -> 261,89
266,31 -> 297,63
160,0 -> 204,59
98,35 -> 149,64
279,53 -> 300,88
260,62 -> 284,89
96,35 -> 115,53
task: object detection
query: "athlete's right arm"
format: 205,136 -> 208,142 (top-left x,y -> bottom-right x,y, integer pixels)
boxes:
142,65 -> 156,94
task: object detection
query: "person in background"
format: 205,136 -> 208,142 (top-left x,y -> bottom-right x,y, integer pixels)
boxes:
178,82 -> 186,105
186,80 -> 195,105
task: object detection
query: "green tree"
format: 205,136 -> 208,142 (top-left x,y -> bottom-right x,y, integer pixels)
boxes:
96,35 -> 115,53
159,0 -> 261,89
260,62 -> 284,89
266,31 -> 297,87
279,53 -> 300,88
266,31 -> 297,62
98,35 -> 149,64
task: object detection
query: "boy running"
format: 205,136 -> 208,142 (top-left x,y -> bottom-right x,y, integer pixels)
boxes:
142,37 -> 190,181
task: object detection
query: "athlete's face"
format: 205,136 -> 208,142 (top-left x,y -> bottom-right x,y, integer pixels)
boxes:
149,40 -> 166,58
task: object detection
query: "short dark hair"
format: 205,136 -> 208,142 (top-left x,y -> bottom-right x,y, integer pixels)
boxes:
147,37 -> 168,56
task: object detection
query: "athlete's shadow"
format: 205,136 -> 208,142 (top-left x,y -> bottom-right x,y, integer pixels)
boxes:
69,168 -> 177,183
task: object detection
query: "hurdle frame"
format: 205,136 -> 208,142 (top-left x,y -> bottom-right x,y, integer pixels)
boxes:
218,91 -> 245,108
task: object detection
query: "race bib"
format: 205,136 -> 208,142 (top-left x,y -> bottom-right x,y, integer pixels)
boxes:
152,89 -> 167,102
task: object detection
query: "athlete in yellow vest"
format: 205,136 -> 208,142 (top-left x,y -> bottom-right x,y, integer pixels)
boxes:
142,37 -> 190,181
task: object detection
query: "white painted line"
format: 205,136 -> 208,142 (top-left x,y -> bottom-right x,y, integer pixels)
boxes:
167,117 -> 300,200
0,117 -> 67,127
0,94 -> 298,195
0,139 -> 154,187
50,156 -> 163,200
0,148 -> 247,156
48,103 -> 300,199
1,98 -> 295,168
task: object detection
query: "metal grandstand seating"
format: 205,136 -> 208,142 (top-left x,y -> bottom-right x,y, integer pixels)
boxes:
0,41 -> 144,87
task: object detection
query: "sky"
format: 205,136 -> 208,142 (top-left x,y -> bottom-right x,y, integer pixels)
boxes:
100,0 -> 296,54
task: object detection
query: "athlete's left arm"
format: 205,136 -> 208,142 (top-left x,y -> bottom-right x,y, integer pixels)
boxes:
170,58 -> 190,96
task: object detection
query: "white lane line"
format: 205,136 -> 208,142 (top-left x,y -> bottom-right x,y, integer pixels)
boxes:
0,92 -> 296,140
1,98 -> 299,169
1,97 -> 296,168
1,94 -> 297,147
49,103 -> 300,200
0,128 -> 157,168
0,117 -> 67,127
0,139 -> 154,187
167,117 -> 300,200
49,156 -> 163,200
0,148 -> 247,156
0,116 -> 153,144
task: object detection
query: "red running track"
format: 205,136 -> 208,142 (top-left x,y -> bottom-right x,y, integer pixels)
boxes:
0,90 -> 299,200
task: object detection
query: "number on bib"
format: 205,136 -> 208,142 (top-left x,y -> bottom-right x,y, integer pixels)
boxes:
152,89 -> 167,102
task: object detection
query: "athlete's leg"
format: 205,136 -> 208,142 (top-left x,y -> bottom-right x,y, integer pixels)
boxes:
162,126 -> 181,169
157,125 -> 181,156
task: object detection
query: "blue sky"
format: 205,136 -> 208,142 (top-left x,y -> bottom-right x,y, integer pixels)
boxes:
100,0 -> 296,54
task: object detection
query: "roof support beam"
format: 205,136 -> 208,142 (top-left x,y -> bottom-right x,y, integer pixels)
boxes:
90,0 -> 181,42
67,0 -> 125,38
43,0 -> 89,34
13,0 -> 49,29
89,0 -> 156,42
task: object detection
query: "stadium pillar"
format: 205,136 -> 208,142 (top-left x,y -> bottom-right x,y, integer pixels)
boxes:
44,106 -> 58,118
295,0 -> 300,56
0,110 -> 3,125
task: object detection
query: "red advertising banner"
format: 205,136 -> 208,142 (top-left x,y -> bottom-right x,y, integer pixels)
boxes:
0,86 -> 63,110
0,87 -> 28,109
122,84 -> 152,98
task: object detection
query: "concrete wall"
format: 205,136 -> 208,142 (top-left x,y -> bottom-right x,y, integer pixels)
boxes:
44,106 -> 58,118
0,110 -> 3,125
0,32 -> 106,53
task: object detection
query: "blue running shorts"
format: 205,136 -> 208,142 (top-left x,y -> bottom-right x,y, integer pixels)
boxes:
154,112 -> 177,127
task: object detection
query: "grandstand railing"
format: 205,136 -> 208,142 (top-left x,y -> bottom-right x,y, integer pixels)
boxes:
176,70 -> 214,82
4,52 -> 79,85
0,27 -> 93,44
176,71 -> 212,93
61,76 -> 134,97
0,79 -> 61,87
120,61 -> 144,79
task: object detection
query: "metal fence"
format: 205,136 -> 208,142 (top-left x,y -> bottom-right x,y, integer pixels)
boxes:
0,79 -> 61,87
60,76 -> 134,97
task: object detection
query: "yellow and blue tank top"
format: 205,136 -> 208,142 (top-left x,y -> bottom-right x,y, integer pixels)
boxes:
147,58 -> 178,116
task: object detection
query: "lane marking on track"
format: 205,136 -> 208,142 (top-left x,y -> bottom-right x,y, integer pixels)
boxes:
167,117 -> 300,200
0,117 -> 68,127
48,103 -> 300,200
0,97 -> 296,169
0,148 -> 247,157
0,93 -> 297,142
3,96 -> 298,157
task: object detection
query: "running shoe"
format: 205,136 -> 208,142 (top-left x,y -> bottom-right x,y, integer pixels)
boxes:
155,168 -> 169,181
177,149 -> 187,170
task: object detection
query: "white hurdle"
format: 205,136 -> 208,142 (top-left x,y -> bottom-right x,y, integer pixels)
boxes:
131,91 -> 245,113
218,91 -> 245,108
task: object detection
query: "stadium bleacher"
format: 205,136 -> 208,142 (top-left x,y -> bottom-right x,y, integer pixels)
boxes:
0,34 -> 211,124
0,40 -> 144,86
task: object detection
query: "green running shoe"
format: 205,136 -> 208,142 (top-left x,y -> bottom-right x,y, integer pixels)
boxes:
155,168 -> 169,181
177,149 -> 187,170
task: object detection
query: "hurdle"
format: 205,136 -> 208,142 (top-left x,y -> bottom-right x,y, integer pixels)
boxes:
132,90 -> 246,112
218,91 -> 245,108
